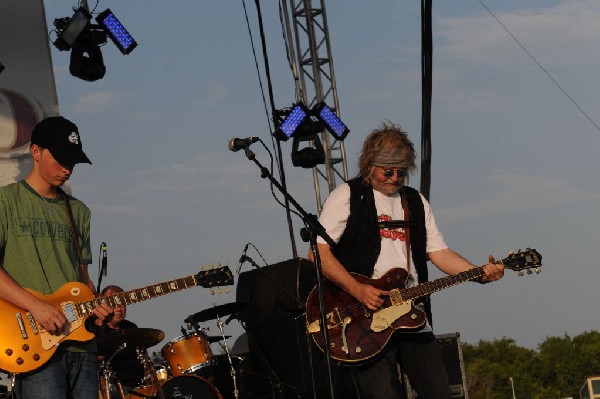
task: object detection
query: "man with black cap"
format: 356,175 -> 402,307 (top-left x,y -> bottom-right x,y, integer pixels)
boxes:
0,116 -> 113,398
310,122 -> 505,399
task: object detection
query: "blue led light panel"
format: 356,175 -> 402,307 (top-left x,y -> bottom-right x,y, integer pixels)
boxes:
315,102 -> 349,140
274,103 -> 309,141
96,9 -> 137,55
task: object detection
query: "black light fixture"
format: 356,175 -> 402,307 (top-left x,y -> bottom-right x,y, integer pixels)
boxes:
312,101 -> 350,140
0,61 -> 5,75
69,34 -> 107,82
291,132 -> 325,168
52,7 -> 136,82
53,7 -> 92,51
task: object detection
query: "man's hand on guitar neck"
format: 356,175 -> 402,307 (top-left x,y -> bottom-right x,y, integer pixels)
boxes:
479,255 -> 505,283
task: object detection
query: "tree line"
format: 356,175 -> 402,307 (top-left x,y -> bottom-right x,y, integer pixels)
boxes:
463,330 -> 600,399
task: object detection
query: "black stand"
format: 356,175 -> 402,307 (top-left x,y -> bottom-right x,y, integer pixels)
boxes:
240,146 -> 336,399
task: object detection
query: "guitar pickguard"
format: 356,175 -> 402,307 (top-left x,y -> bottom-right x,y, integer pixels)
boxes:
371,301 -> 412,332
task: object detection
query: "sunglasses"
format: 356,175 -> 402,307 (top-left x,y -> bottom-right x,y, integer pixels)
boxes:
382,168 -> 407,179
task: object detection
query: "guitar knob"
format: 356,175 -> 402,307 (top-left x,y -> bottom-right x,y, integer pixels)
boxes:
22,344 -> 29,351
355,347 -> 362,353
16,358 -> 24,365
33,354 -> 40,361
5,349 -> 13,356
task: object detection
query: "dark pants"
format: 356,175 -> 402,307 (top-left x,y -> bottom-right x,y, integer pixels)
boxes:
15,349 -> 99,399
352,332 -> 451,399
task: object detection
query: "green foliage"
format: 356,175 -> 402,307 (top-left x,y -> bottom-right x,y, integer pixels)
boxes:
463,330 -> 600,398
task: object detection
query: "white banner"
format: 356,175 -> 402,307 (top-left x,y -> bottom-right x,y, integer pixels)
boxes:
0,0 -> 59,185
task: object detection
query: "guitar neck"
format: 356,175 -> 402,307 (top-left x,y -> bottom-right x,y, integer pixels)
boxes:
77,275 -> 198,317
400,266 -> 484,301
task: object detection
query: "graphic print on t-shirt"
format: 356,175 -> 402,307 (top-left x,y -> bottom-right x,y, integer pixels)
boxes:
378,214 -> 406,241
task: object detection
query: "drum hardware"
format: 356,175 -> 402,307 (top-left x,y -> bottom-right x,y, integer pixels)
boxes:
98,358 -> 126,399
136,347 -> 165,399
213,304 -> 240,399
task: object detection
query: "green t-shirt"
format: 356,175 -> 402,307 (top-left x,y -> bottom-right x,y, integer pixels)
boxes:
0,180 -> 94,352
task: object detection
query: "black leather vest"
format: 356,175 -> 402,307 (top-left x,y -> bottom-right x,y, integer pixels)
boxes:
333,177 -> 432,323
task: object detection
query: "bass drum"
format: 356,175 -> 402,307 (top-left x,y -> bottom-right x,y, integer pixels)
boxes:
160,376 -> 222,399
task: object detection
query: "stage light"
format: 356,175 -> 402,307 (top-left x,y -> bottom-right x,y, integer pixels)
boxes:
95,9 -> 137,55
291,132 -> 325,168
273,102 -> 310,141
312,102 -> 349,140
69,29 -> 107,81
53,7 -> 92,51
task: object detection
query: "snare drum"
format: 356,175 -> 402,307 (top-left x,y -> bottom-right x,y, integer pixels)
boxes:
161,376 -> 222,399
161,332 -> 213,376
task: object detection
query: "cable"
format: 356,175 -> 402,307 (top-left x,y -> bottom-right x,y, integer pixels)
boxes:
477,0 -> 600,132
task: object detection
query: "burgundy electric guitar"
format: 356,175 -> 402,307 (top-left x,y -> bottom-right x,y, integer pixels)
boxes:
306,249 -> 542,364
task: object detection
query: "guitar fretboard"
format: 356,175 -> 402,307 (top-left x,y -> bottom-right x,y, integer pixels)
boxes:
76,275 -> 197,317
400,267 -> 484,301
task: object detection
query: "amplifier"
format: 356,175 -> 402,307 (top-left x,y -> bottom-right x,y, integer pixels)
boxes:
402,332 -> 468,399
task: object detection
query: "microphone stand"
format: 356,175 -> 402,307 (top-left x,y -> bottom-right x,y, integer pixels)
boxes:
240,146 -> 336,399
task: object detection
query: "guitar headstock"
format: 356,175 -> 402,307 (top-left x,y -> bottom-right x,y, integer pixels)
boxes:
195,265 -> 234,290
501,248 -> 542,276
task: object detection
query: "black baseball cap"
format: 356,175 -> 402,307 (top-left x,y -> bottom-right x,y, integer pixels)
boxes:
30,116 -> 92,166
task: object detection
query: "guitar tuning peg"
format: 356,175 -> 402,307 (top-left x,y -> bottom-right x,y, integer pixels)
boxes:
517,271 -> 524,277
209,263 -> 214,269
210,288 -> 215,295
217,287 -> 223,294
527,268 -> 533,275
201,265 -> 206,271
217,262 -> 222,268
225,287 -> 231,293
535,267 -> 541,274
508,250 -> 514,256
526,247 -> 531,251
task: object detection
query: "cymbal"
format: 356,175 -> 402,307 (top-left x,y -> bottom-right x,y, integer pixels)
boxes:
185,301 -> 247,324
205,335 -> 232,343
97,327 -> 165,356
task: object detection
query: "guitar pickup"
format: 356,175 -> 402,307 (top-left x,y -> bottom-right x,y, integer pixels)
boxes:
16,313 -> 28,339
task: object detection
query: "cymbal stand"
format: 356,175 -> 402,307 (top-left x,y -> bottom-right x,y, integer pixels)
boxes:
136,348 -> 165,399
215,311 -> 240,399
100,344 -> 128,399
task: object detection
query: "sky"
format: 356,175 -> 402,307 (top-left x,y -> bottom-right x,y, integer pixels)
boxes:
26,0 -> 600,359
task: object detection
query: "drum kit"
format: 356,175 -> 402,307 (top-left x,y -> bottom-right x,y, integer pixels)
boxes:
98,302 -> 245,399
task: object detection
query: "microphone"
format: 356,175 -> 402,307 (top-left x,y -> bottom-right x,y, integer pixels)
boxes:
101,242 -> 107,276
236,243 -> 250,274
228,137 -> 259,152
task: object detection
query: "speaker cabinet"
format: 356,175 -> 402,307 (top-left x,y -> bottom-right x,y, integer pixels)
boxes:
403,332 -> 468,399
236,258 -> 358,398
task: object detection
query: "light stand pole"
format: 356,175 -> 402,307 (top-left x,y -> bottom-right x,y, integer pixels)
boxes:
509,377 -> 516,399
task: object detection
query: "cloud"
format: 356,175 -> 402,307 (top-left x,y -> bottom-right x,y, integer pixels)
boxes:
72,91 -> 127,114
437,1 -> 600,67
436,172 -> 600,223
197,82 -> 228,108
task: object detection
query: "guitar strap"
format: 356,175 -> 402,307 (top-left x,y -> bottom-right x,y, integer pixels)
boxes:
58,189 -> 86,281
400,187 -> 412,276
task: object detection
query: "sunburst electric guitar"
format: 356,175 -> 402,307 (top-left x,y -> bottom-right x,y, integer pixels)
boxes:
0,266 -> 233,374
306,249 -> 542,364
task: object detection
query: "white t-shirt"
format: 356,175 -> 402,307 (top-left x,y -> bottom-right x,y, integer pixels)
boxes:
317,182 -> 448,284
